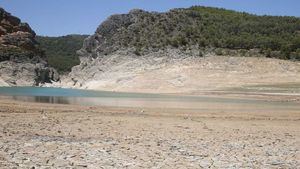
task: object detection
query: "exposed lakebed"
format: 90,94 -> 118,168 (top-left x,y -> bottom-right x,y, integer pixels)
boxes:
0,86 -> 299,113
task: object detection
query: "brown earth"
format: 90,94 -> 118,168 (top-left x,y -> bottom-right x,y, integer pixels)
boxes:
0,98 -> 299,168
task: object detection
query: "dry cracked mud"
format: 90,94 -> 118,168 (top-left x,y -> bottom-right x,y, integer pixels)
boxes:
0,99 -> 299,168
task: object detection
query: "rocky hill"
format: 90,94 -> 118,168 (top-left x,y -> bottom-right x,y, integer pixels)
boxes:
0,7 -> 59,86
61,6 -> 300,93
79,6 -> 300,60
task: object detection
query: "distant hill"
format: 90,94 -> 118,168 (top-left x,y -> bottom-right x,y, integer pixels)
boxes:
79,6 -> 300,60
37,35 -> 88,73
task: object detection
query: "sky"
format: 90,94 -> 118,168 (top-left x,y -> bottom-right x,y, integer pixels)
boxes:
0,0 -> 299,36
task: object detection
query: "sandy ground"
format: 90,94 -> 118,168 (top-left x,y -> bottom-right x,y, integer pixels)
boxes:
0,98 -> 299,169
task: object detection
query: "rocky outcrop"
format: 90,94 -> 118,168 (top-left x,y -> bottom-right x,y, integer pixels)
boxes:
77,7 -> 300,60
62,7 -> 300,93
0,7 -> 59,86
61,48 -> 300,93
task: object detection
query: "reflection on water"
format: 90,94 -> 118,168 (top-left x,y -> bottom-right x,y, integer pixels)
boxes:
12,96 -> 71,104
2,94 -> 299,113
0,87 -> 299,113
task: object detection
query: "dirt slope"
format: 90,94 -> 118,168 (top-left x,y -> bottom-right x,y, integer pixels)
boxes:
59,54 -> 300,94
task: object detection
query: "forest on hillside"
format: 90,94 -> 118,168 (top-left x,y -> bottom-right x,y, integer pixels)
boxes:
92,6 -> 300,60
36,6 -> 300,73
36,35 -> 88,72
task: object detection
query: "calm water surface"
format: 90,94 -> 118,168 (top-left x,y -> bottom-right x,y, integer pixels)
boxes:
0,87 -> 299,112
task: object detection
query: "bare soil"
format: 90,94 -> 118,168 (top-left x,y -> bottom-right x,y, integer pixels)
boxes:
0,98 -> 299,168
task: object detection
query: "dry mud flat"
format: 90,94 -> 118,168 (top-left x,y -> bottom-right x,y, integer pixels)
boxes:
0,99 -> 299,169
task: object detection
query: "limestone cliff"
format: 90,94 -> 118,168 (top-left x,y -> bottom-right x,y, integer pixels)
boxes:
0,7 -> 59,86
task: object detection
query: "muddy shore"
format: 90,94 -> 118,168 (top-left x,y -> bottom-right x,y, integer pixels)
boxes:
0,98 -> 299,168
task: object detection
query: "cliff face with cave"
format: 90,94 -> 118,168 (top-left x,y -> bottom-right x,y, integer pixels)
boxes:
0,7 -> 59,86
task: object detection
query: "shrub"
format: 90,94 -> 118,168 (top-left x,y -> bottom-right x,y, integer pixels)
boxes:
215,48 -> 223,55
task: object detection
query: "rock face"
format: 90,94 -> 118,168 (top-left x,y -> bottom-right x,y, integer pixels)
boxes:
77,7 -> 300,60
63,48 -> 300,93
62,7 -> 300,93
0,7 -> 59,86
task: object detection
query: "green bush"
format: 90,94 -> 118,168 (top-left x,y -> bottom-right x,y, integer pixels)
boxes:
215,48 -> 223,55
290,49 -> 300,61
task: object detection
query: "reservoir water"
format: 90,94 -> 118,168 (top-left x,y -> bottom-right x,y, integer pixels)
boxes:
0,87 -> 299,113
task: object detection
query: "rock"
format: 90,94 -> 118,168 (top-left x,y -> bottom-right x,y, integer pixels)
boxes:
58,7 -> 300,93
0,7 -> 59,86
270,161 -> 284,166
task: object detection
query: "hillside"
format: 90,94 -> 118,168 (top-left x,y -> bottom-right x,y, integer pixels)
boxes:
79,6 -> 300,60
36,35 -> 88,72
0,9 -> 41,61
57,6 -> 300,93
59,51 -> 300,93
0,7 -> 59,86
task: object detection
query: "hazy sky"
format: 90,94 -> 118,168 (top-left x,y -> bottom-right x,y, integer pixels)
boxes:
1,0 -> 299,36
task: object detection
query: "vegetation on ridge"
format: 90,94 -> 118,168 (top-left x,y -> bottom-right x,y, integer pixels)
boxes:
90,6 -> 300,60
36,6 -> 300,73
37,35 -> 88,72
